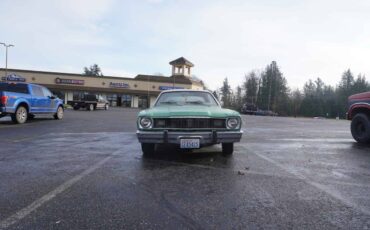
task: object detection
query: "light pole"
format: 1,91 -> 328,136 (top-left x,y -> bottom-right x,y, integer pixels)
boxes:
147,75 -> 150,108
0,42 -> 15,81
267,63 -> 274,111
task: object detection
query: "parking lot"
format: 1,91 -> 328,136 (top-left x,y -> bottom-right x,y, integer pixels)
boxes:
0,108 -> 369,229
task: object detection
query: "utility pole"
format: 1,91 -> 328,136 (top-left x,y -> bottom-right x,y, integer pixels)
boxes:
147,75 -> 150,108
267,63 -> 274,111
256,77 -> 261,109
0,42 -> 15,81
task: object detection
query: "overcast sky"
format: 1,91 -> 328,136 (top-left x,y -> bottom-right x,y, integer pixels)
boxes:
1,0 -> 369,90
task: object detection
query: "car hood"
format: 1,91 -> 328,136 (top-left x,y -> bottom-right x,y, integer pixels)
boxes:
348,91 -> 370,101
138,105 -> 240,118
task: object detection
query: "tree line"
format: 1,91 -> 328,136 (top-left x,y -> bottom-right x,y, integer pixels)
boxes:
216,61 -> 370,118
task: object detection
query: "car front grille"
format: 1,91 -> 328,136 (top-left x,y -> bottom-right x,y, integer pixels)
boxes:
153,118 -> 226,129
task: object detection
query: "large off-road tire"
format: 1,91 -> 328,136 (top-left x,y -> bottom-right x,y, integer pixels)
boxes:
11,106 -> 28,124
351,113 -> 370,144
222,143 -> 234,155
54,106 -> 64,120
141,143 -> 155,156
105,104 -> 109,110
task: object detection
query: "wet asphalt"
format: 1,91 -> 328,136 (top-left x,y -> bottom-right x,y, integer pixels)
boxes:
0,108 -> 369,229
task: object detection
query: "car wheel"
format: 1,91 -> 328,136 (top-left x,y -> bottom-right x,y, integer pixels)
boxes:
89,104 -> 94,111
11,106 -> 28,124
105,104 -> 109,110
141,143 -> 155,155
351,113 -> 370,143
54,106 -> 64,120
222,143 -> 234,155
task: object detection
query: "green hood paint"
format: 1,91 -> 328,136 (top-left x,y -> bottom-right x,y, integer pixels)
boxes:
138,105 -> 240,118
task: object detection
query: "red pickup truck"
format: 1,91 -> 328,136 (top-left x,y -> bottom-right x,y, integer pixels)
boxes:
347,92 -> 370,143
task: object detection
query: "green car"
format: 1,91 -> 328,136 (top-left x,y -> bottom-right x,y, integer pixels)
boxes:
136,90 -> 243,155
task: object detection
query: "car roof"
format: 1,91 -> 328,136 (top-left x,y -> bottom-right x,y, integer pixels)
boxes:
160,89 -> 210,93
155,89 -> 221,106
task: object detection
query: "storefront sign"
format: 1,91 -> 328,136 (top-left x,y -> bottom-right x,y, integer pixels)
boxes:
2,74 -> 26,82
55,78 -> 84,85
109,82 -> 130,88
159,86 -> 184,90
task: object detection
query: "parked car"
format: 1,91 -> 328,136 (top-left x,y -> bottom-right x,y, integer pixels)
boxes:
0,82 -> 64,124
136,90 -> 243,155
347,91 -> 370,143
254,109 -> 278,116
68,94 -> 109,111
241,102 -> 257,115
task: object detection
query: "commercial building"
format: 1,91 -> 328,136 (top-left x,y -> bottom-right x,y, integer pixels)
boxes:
0,57 -> 204,108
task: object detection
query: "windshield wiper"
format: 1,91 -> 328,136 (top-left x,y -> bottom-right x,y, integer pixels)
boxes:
186,101 -> 204,105
160,101 -> 179,105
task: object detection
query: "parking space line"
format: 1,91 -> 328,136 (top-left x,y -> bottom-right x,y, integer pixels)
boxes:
269,138 -> 354,142
249,148 -> 370,216
11,134 -> 48,143
0,149 -> 121,230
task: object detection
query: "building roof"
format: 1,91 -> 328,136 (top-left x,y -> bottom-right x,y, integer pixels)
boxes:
135,74 -> 193,84
0,68 -> 133,81
169,57 -> 194,67
0,68 -> 204,87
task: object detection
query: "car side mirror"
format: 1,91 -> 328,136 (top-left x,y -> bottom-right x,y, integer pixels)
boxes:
49,95 -> 56,99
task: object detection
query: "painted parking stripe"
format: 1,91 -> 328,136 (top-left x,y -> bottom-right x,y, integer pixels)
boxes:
249,147 -> 370,216
0,149 -> 121,230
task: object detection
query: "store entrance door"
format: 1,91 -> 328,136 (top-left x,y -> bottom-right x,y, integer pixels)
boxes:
138,96 -> 149,109
117,96 -> 122,106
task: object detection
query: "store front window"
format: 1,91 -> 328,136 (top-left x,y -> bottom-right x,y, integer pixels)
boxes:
122,95 -> 132,107
138,96 -> 149,109
73,92 -> 85,100
107,94 -> 117,107
51,90 -> 65,102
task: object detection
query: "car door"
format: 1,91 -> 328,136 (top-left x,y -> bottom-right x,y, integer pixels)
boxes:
29,85 -> 46,113
41,87 -> 55,113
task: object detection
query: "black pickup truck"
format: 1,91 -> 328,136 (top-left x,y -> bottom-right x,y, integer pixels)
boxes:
68,94 -> 109,111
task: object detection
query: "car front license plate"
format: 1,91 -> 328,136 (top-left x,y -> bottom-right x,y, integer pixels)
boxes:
180,139 -> 200,149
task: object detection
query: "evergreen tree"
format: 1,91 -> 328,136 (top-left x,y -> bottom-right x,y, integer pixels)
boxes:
235,86 -> 243,110
353,74 -> 368,93
220,77 -> 232,107
291,89 -> 302,117
243,71 -> 259,104
257,61 -> 289,115
336,69 -> 355,117
216,65 -> 369,118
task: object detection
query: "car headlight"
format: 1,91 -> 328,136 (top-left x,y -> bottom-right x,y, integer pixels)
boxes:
227,117 -> 239,129
139,117 -> 152,129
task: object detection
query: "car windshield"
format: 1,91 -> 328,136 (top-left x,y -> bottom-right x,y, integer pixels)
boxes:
155,91 -> 219,107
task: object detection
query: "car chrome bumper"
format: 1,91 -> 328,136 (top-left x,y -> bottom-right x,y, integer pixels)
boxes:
136,130 -> 243,144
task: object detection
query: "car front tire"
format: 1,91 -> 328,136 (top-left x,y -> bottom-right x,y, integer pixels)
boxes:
351,113 -> 370,144
88,104 -> 94,111
222,143 -> 234,155
11,106 -> 28,124
141,143 -> 155,156
105,104 -> 109,110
